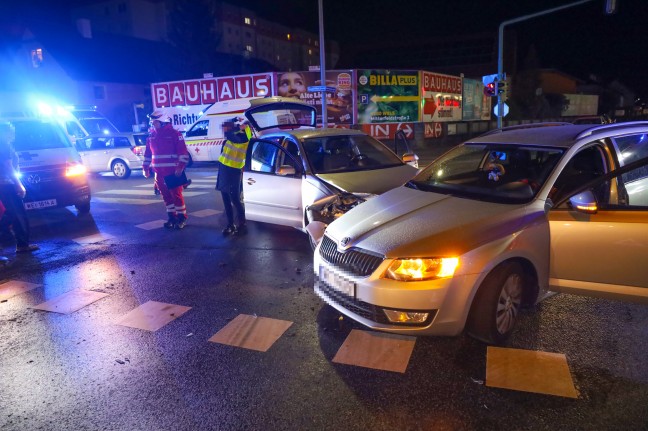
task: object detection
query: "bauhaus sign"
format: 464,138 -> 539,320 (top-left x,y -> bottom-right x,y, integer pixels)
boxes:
152,73 -> 272,108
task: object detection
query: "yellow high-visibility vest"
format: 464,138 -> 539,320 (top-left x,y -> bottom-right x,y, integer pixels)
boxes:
218,139 -> 248,169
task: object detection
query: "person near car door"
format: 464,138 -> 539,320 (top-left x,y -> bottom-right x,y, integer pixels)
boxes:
0,121 -> 39,253
216,118 -> 251,236
143,111 -> 190,229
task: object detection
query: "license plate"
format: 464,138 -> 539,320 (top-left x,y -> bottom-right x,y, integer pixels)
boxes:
24,199 -> 57,210
320,265 -> 356,298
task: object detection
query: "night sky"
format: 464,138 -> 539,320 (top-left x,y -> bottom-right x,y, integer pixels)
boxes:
5,0 -> 648,100
240,0 -> 648,100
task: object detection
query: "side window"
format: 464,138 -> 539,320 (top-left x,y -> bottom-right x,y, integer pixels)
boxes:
550,145 -> 608,204
615,134 -> 648,165
620,159 -> 648,207
250,141 -> 279,173
185,120 -> 209,138
113,137 -> 131,148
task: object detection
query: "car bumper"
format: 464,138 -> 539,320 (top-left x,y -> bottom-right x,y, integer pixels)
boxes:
313,252 -> 480,336
23,174 -> 91,210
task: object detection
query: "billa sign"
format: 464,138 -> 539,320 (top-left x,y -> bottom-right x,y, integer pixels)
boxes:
357,70 -> 420,124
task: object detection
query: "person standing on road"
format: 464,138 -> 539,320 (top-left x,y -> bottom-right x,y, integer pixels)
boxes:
143,111 -> 190,229
0,121 -> 39,253
216,118 -> 251,236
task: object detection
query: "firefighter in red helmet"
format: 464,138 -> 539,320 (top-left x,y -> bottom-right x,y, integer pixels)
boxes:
143,110 -> 190,229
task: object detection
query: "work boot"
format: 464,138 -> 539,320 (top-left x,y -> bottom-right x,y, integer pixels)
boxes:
234,224 -> 248,236
163,215 -> 177,229
222,225 -> 237,236
175,214 -> 187,229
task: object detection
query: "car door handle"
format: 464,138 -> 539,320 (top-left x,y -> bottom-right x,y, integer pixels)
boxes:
246,178 -> 256,185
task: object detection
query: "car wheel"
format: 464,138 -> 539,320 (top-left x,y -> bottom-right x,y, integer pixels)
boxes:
112,160 -> 131,179
75,202 -> 91,214
467,261 -> 525,345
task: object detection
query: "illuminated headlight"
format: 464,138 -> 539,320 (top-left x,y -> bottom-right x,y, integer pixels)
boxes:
66,163 -> 87,177
382,257 -> 459,282
383,309 -> 429,324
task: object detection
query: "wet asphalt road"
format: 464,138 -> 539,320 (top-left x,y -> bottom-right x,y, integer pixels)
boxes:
0,166 -> 647,431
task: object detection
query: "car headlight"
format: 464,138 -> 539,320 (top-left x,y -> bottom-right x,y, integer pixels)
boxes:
66,162 -> 87,177
382,257 -> 459,282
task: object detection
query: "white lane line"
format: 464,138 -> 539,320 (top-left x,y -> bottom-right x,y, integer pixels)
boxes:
135,220 -> 165,230
96,190 -> 207,197
191,209 -> 222,217
93,197 -> 160,205
73,233 -> 115,244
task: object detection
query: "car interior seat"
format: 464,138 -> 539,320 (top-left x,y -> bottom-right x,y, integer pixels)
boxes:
321,138 -> 351,172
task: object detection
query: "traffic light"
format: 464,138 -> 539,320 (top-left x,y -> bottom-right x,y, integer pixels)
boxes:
497,80 -> 508,100
482,73 -> 498,97
484,82 -> 497,97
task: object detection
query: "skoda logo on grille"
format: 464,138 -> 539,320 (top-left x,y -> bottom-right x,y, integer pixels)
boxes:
26,174 -> 41,184
340,237 -> 351,247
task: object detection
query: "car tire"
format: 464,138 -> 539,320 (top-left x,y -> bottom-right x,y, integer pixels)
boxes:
111,159 -> 131,179
75,202 -> 91,214
467,261 -> 525,345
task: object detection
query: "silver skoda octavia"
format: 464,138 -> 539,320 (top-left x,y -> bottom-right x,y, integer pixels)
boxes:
314,122 -> 648,344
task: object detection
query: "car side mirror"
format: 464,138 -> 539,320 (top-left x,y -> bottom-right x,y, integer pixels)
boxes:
277,165 -> 296,176
402,153 -> 419,168
569,190 -> 598,214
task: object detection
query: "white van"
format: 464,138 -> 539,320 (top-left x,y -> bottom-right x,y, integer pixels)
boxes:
58,105 -> 120,144
1,114 -> 92,213
183,97 -> 256,163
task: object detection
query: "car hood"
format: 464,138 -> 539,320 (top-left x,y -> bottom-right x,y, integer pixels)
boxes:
315,164 -> 418,195
325,186 -> 541,258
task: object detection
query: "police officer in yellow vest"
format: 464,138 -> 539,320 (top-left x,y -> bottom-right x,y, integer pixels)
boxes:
216,117 -> 251,236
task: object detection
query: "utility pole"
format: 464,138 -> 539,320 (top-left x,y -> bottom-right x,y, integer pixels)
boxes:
318,0 -> 327,128
496,0 -> 595,128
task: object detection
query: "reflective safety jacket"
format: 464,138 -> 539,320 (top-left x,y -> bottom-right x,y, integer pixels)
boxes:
143,123 -> 189,175
218,129 -> 249,170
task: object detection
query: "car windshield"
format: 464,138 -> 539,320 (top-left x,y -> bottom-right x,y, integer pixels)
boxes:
302,134 -> 404,174
12,120 -> 73,151
407,143 -> 565,203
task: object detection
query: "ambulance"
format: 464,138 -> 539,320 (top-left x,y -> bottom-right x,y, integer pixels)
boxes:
183,97 -> 257,163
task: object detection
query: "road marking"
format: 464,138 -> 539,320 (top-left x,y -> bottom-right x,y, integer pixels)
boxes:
209,314 -> 293,352
0,280 -> 42,301
332,329 -> 416,373
94,197 -> 160,205
115,300 -> 192,331
73,232 -> 115,244
486,347 -> 578,398
31,289 -> 109,314
135,220 -> 166,230
191,209 -> 221,217
97,190 -> 207,197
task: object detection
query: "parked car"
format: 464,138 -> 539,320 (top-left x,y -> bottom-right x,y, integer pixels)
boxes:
76,132 -> 147,178
2,115 -> 91,213
314,121 -> 648,344
242,97 -> 419,246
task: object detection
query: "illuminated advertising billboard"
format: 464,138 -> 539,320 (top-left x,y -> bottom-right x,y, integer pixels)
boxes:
462,78 -> 491,121
151,73 -> 272,131
356,70 -> 419,124
420,71 -> 463,122
273,70 -> 355,125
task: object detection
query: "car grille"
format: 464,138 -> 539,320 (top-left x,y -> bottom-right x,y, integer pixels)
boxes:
316,275 -> 391,324
319,235 -> 384,277
316,275 -> 436,327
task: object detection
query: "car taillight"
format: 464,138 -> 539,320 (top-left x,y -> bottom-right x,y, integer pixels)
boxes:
66,162 -> 87,177
132,146 -> 145,156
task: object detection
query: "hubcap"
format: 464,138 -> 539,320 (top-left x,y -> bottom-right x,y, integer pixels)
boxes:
114,163 -> 126,177
495,273 -> 523,335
